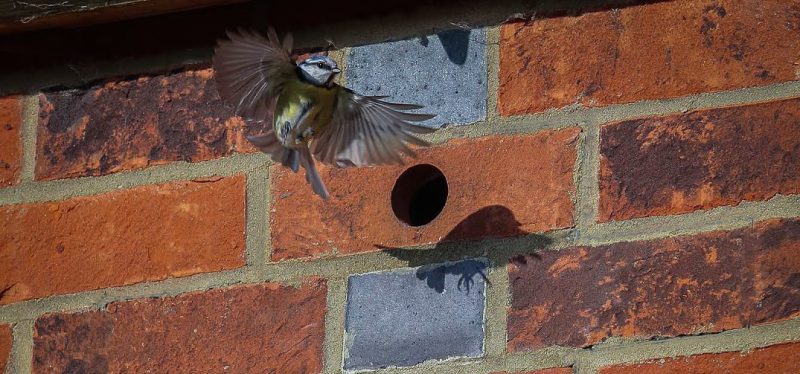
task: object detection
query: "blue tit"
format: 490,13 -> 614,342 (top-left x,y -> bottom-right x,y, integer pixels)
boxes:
213,28 -> 437,199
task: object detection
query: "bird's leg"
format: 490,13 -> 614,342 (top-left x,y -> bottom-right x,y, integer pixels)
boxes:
291,102 -> 314,146
280,121 -> 293,140
277,100 -> 314,147
458,275 -> 474,293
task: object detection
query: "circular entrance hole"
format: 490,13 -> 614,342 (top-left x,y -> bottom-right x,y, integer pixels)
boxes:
391,164 -> 448,227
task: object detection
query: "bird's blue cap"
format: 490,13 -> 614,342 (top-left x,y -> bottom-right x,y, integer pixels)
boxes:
303,55 -> 334,64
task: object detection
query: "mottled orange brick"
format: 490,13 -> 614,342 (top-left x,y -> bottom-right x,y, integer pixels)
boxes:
0,324 -> 10,373
36,68 -> 267,180
508,218 -> 800,351
600,342 -> 800,373
0,175 -> 246,305
499,0 -> 800,115
271,130 -> 579,260
33,279 -> 326,373
599,98 -> 800,222
0,96 -> 22,187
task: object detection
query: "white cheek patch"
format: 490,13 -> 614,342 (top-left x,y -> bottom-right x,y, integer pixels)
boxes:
300,66 -> 328,86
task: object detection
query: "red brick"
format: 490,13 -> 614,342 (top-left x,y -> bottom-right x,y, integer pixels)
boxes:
0,175 -> 245,305
33,279 -> 326,373
493,368 -> 573,374
599,98 -> 800,222
499,0 -> 800,115
0,324 -> 10,373
508,218 -> 800,352
0,96 -> 22,187
599,342 -> 800,373
270,130 -> 579,260
35,68 -> 267,180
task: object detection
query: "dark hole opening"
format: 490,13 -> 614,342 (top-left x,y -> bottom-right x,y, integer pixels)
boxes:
391,164 -> 448,227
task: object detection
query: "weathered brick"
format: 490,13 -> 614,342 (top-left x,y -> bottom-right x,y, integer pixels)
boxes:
271,130 -> 579,260
348,28 -> 486,127
0,175 -> 245,305
345,260 -> 487,370
33,279 -> 326,373
599,342 -> 800,373
35,68 -> 265,180
599,98 -> 800,222
499,0 -> 800,115
508,218 -> 800,351
0,96 -> 22,187
0,324 -> 11,373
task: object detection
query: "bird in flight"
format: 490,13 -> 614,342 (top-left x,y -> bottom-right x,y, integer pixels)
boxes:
213,28 -> 437,199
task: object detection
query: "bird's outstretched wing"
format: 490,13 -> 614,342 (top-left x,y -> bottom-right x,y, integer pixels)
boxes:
311,87 -> 437,167
213,28 -> 296,122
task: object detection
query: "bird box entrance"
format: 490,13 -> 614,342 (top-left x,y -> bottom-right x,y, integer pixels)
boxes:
391,164 -> 448,227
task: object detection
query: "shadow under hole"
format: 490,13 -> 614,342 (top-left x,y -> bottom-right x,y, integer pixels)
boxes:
391,164 -> 448,227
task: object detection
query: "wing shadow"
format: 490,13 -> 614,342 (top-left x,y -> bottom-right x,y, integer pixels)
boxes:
378,204 -> 551,293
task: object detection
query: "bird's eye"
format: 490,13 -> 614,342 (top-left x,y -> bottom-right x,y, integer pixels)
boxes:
317,62 -> 324,68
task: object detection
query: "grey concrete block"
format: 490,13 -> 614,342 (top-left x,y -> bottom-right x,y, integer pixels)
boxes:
344,259 -> 487,370
346,28 -> 487,128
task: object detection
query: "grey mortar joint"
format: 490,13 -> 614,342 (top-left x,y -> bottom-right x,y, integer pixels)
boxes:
19,95 -> 38,184
1,193 -> 798,325
485,26 -> 501,122
577,317 -> 800,372
323,276 -> 349,374
574,121 -> 601,232
418,80 -> 800,146
8,320 -> 34,374
245,166 -> 271,267
481,258 -> 512,358
3,81 -> 798,207
0,153 -> 271,206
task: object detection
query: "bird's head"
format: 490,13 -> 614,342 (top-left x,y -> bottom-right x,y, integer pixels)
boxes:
298,55 -> 341,87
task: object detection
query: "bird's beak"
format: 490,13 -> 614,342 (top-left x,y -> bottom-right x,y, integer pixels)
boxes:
332,68 -> 341,73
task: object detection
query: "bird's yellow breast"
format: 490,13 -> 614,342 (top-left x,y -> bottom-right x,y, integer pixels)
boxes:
274,79 -> 338,148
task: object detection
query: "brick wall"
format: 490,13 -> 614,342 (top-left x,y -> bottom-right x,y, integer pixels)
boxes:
1,0 -> 799,373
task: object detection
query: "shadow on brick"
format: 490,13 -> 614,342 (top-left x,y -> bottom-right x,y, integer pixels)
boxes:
379,205 -> 552,292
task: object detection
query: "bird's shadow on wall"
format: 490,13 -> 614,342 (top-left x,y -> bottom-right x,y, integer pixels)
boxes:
377,205 -> 551,293
418,28 -> 471,65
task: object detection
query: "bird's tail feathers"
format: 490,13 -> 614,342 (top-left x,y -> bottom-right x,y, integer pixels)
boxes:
299,148 -> 329,199
247,132 -> 301,172
246,132 -> 328,199
282,148 -> 300,172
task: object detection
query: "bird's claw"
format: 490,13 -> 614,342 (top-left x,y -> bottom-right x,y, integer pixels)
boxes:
457,276 -> 474,293
456,266 -> 490,294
